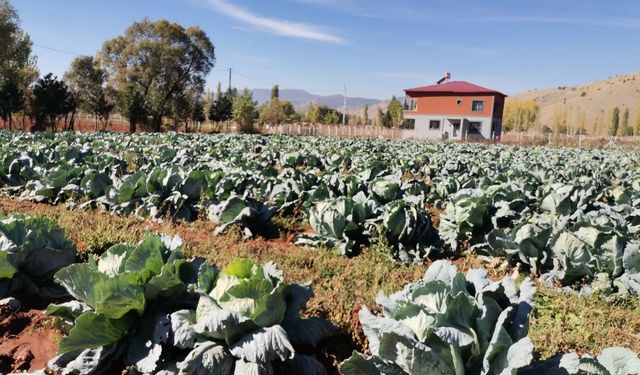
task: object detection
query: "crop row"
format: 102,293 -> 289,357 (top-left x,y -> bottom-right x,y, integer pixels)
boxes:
3,131 -> 640,297
2,213 -> 639,374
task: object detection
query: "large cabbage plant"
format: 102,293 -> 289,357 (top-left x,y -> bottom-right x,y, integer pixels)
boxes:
47,236 -> 333,374
520,347 -> 640,375
169,259 -> 334,374
0,214 -> 77,298
340,260 -> 536,375
376,199 -> 436,263
294,194 -> 376,256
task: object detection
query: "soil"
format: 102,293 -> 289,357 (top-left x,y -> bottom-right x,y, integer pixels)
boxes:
0,295 -> 61,373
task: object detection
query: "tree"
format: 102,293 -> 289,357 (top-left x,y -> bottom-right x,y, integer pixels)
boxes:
620,108 -> 631,136
306,103 -> 321,124
0,0 -> 37,128
574,109 -> 586,135
93,89 -> 115,131
99,19 -> 215,132
387,96 -> 403,127
634,105 -> 640,136
363,104 -> 369,126
0,78 -> 22,129
208,88 -> 234,131
503,100 -> 538,132
29,73 -> 74,131
190,97 -> 206,132
271,85 -> 279,100
610,107 -> 620,137
233,88 -> 258,131
65,56 -> 114,131
168,92 -> 192,131
376,107 -> 385,127
323,111 -> 340,125
117,84 -> 147,133
551,105 -> 567,135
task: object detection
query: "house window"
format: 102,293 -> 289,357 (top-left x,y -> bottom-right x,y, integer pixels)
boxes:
429,120 -> 441,130
472,100 -> 484,112
468,122 -> 482,134
401,118 -> 415,129
456,99 -> 462,106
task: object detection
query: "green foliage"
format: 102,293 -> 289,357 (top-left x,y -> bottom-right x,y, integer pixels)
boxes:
363,104 -> 369,126
259,98 -> 297,126
0,214 -> 77,298
0,78 -> 23,129
98,19 -> 215,132
386,96 -> 403,127
117,84 -> 147,133
29,73 -> 76,131
323,110 -> 340,125
232,88 -> 258,130
47,237 -> 334,374
0,0 -> 38,94
341,260 -> 536,375
610,107 -> 620,136
209,87 -> 234,127
621,108 -> 632,136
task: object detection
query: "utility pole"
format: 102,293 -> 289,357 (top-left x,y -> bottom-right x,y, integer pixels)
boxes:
342,85 -> 347,126
227,68 -> 232,132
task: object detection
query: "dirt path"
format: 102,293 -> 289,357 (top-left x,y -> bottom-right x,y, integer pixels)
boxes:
0,296 -> 60,373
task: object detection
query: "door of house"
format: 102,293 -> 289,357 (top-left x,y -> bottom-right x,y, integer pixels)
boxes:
450,119 -> 461,138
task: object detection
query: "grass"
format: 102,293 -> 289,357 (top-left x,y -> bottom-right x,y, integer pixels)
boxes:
2,198 -> 640,371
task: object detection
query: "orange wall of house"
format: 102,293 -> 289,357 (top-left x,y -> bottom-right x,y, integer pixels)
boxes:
409,94 -> 498,117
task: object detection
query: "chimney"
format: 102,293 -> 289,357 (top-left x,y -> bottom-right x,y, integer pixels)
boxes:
436,72 -> 451,85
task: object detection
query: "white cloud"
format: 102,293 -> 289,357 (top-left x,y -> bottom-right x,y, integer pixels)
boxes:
204,0 -> 345,44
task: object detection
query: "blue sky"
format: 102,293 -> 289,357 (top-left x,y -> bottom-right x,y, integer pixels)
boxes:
12,0 -> 640,99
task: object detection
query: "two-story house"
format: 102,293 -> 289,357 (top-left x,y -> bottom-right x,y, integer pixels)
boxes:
402,81 -> 506,141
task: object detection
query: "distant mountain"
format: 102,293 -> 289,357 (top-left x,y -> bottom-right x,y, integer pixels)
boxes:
251,88 -> 382,110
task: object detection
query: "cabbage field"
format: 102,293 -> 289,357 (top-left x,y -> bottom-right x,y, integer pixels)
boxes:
2,130 -> 640,374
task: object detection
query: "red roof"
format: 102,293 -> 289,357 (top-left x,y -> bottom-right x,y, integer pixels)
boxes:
404,81 -> 506,96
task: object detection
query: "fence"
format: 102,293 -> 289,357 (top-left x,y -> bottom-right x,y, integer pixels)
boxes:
501,132 -> 640,149
262,124 -> 402,139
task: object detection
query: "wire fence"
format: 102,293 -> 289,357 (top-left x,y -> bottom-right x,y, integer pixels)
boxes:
262,124 -> 401,139
500,132 -> 640,149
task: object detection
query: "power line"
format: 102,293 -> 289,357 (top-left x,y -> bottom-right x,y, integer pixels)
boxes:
33,43 -> 86,57
33,43 -> 346,96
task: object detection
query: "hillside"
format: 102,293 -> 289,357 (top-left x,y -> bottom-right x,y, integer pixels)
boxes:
509,72 -> 640,132
251,88 -> 381,110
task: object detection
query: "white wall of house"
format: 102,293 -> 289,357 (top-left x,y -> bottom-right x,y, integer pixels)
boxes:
402,114 -> 501,141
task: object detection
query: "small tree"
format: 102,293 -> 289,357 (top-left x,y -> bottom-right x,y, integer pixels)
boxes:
376,107 -> 385,127
65,55 -> 113,131
620,108 -> 631,136
323,111 -> 340,125
271,85 -> 279,100
168,92 -> 192,131
610,107 -> 620,137
208,89 -> 233,131
29,74 -> 74,132
634,105 -> 640,136
363,104 -> 369,126
0,78 -> 23,129
117,85 -> 147,133
387,96 -> 403,127
190,98 -> 206,132
232,88 -> 258,132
